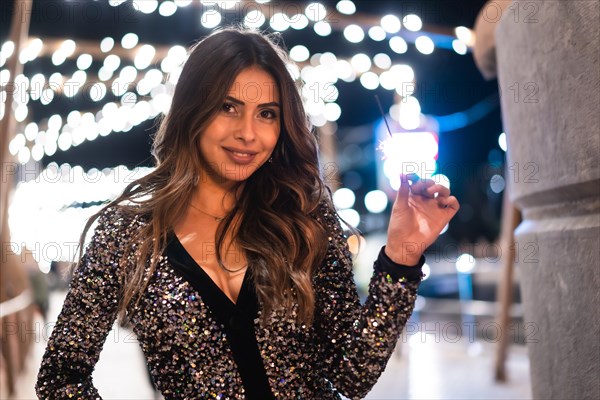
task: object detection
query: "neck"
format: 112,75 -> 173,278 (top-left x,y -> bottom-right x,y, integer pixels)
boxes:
192,175 -> 244,215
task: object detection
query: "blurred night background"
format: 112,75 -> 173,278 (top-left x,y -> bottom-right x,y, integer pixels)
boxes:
1,1 -> 533,399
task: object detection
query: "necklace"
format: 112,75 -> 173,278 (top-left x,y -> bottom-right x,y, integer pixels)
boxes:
217,258 -> 248,274
189,203 -> 227,222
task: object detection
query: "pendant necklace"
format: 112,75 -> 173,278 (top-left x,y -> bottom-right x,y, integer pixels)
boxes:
189,203 -> 227,222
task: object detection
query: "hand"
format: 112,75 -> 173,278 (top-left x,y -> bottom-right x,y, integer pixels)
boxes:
385,173 -> 460,265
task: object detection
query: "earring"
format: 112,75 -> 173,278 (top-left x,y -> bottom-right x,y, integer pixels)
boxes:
268,157 -> 273,163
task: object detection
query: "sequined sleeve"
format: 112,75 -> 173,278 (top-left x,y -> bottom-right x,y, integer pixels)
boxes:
313,202 -> 423,400
36,207 -> 126,399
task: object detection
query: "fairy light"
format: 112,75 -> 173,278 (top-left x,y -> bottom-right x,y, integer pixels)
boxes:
305,2 -> 327,22
314,21 -> 332,36
76,54 -> 93,70
360,72 -> 379,90
201,9 -> 222,28
364,190 -> 388,213
368,26 -> 387,41
415,36 -> 435,54
389,36 -> 408,54
455,26 -> 475,47
244,9 -> 266,28
159,1 -> 177,16
218,1 -> 241,10
10,9 -> 465,176
381,14 -> 401,33
403,14 -> 422,31
19,38 -> 43,64
334,59 -> 354,82
289,14 -> 309,30
269,12 -> 289,31
134,0 -> 158,14
336,0 -> 356,15
121,33 -> 139,50
373,53 -> 392,69
1,41 -> 15,66
344,24 -> 364,43
134,44 -> 156,69
350,53 -> 371,73
290,45 -> 310,62
452,39 -> 468,55
100,37 -> 114,53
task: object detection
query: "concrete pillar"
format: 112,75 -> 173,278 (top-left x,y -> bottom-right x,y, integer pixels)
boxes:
495,1 -> 599,398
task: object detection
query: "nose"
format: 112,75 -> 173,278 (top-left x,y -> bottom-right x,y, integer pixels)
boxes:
233,112 -> 256,142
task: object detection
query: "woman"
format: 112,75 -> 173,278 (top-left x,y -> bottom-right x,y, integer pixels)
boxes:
36,28 -> 459,399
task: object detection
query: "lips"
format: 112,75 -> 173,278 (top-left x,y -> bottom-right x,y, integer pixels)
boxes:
222,147 -> 258,165
223,147 -> 258,156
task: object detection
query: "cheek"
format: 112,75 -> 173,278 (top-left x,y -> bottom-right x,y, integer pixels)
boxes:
268,128 -> 281,150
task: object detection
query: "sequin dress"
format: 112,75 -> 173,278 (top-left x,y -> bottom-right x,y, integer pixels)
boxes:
36,202 -> 424,400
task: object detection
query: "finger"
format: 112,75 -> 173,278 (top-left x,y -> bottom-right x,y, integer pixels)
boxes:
406,173 -> 421,183
425,184 -> 451,198
438,196 -> 460,211
410,179 -> 435,195
395,173 -> 410,209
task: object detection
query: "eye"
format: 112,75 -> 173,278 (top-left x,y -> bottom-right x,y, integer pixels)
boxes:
260,109 -> 278,119
221,102 -> 236,113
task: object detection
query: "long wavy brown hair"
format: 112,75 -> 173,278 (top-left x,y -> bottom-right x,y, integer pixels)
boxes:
77,27 -> 344,325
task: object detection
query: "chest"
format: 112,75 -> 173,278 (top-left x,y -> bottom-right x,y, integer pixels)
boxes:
173,226 -> 247,304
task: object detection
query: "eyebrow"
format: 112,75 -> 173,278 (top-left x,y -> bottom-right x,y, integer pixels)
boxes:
225,95 -> 280,108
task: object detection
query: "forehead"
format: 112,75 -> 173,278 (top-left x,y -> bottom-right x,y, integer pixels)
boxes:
227,67 -> 280,104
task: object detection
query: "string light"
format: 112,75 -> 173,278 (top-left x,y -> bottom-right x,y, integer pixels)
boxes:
452,39 -> 468,55
364,190 -> 388,213
381,14 -> 401,33
415,36 -> 435,54
269,12 -> 289,31
455,26 -> 475,47
289,14 -> 309,30
159,1 -> 177,17
389,36 -> 408,54
368,26 -> 386,41
201,10 -> 222,28
314,21 -> 332,36
344,24 -> 364,43
360,72 -> 379,90
1,41 -> 15,66
244,9 -> 266,28
373,53 -> 392,69
76,54 -> 93,70
134,0 -> 158,14
7,6 -> 473,174
121,33 -> 139,49
336,0 -> 356,15
290,45 -> 310,62
403,14 -> 422,31
100,37 -> 114,53
305,2 -> 327,22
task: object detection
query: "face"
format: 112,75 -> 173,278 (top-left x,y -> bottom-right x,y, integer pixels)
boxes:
198,66 -> 281,188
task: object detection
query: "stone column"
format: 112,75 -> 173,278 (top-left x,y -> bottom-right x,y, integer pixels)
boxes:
495,1 -> 599,398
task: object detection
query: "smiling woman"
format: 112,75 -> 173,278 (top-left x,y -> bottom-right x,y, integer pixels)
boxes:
199,67 -> 281,184
36,27 -> 458,400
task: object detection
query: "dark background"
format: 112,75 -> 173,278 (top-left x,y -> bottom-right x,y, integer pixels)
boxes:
1,0 -> 504,243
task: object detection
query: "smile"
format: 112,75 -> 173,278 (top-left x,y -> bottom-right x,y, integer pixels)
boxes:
223,147 -> 258,164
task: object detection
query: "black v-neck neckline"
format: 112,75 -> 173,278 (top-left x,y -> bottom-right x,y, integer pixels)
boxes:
164,231 -> 275,400
165,230 -> 257,315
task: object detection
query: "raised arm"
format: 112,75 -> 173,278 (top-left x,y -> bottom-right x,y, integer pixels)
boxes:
313,175 -> 459,399
312,202 -> 423,399
36,207 -> 127,399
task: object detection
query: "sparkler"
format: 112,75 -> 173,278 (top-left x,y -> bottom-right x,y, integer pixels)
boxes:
374,95 -> 421,184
